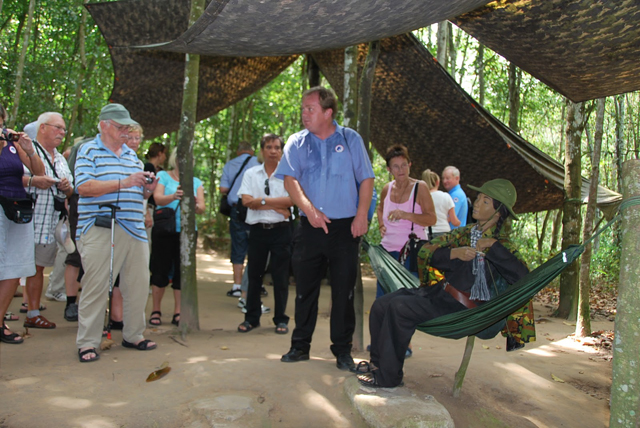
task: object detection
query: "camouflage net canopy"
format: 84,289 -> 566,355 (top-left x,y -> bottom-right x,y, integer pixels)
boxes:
313,35 -> 620,215
454,0 -> 640,102
87,0 -> 624,212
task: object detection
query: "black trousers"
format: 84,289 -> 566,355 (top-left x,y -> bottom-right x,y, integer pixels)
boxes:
245,224 -> 292,326
290,217 -> 360,356
150,230 -> 181,289
369,286 -> 465,387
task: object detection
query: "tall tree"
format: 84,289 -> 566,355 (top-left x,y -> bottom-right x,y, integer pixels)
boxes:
556,100 -> 585,320
475,44 -> 485,105
508,63 -> 521,133
177,0 -> 205,337
64,0 -> 88,148
576,98 -> 605,337
609,159 -> 640,428
8,0 -> 35,128
436,22 -> 448,69
342,45 -> 358,129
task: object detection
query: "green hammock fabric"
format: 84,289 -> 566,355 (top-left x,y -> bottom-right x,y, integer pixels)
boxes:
363,238 -> 584,340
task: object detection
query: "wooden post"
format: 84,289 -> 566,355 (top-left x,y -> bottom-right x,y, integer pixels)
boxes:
610,159 -> 640,427
177,0 -> 205,338
357,41 -> 380,162
452,336 -> 475,397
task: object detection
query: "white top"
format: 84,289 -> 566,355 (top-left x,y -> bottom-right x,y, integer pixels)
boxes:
238,163 -> 291,225
428,190 -> 455,234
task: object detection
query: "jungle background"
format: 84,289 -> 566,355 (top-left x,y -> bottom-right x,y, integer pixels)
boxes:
0,0 -> 629,320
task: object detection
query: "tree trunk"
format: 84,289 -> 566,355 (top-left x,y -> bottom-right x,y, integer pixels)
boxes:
508,63 -> 521,133
476,44 -> 485,105
436,21 -> 448,69
357,41 -> 380,162
537,210 -> 552,265
576,98 -> 605,337
342,45 -> 358,129
8,0 -> 35,128
550,209 -> 563,255
448,22 -> 456,81
609,159 -> 640,428
614,95 -> 625,246
556,101 -> 584,320
64,0 -> 87,148
307,54 -> 320,88
178,0 -> 205,338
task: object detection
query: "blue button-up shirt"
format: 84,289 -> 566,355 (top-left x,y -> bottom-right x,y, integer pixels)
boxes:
275,122 -> 374,220
448,183 -> 468,228
220,153 -> 260,205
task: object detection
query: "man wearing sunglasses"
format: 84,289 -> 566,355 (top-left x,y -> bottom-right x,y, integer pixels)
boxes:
236,134 -> 293,334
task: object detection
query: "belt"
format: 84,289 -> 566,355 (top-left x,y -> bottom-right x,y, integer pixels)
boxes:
442,282 -> 477,309
253,221 -> 289,229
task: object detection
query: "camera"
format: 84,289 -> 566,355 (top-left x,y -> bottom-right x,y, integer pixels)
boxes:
145,176 -> 154,184
0,130 -> 20,141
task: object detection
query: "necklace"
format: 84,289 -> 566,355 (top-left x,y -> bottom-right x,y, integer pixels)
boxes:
391,179 -> 412,204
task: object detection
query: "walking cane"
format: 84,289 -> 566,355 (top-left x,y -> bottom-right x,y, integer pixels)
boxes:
99,203 -> 120,350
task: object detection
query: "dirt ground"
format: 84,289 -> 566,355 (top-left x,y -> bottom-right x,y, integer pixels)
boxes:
0,248 -> 612,428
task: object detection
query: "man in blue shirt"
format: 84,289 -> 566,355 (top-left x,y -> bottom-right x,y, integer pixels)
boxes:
219,142 -> 259,297
275,86 -> 375,371
442,166 -> 468,229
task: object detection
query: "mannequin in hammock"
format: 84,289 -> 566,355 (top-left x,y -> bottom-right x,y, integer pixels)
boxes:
359,179 -> 534,388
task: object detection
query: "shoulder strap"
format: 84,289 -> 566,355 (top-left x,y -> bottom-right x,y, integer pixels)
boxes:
34,141 -> 60,179
228,155 -> 252,191
410,181 -> 433,239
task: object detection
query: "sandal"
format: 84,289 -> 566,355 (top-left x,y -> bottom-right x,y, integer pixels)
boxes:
237,321 -> 259,333
23,314 -> 56,329
1,324 -> 24,344
122,339 -> 157,351
20,302 -> 46,313
350,360 -> 377,374
149,311 -> 162,326
275,323 -> 288,334
171,313 -> 180,326
78,348 -> 100,363
3,311 -> 19,322
109,319 -> 124,330
356,372 -> 403,388
226,288 -> 241,297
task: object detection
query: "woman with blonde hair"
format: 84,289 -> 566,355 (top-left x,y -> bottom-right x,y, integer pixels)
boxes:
421,169 -> 460,238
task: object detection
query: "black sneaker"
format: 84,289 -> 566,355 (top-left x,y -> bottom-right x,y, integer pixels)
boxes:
64,303 -> 79,321
336,353 -> 355,371
260,286 -> 268,297
281,348 -> 309,362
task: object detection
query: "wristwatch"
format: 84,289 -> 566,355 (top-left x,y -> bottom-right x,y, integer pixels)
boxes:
261,198 -> 266,206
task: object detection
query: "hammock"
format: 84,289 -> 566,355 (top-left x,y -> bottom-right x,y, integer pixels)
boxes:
363,238 -> 584,340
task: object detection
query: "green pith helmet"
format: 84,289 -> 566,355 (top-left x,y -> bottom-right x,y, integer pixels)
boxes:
468,179 -> 518,220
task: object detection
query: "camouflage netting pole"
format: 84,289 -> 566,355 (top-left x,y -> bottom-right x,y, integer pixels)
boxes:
610,159 -> 640,427
178,0 -> 205,338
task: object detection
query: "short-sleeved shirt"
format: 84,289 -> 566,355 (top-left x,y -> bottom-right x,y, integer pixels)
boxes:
448,184 -> 468,228
75,134 -> 147,242
275,122 -> 375,220
238,163 -> 290,225
220,153 -> 259,205
429,190 -> 455,234
24,142 -> 73,245
155,170 -> 202,233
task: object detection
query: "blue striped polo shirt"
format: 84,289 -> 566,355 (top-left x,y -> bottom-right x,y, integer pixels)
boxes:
75,134 -> 147,242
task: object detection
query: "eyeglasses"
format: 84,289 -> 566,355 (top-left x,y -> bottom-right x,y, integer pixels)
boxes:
390,163 -> 410,171
110,121 -> 130,131
264,179 -> 270,196
128,135 -> 143,141
44,123 -> 67,133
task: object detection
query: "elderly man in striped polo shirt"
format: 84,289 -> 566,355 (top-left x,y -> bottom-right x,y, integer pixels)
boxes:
74,104 -> 158,363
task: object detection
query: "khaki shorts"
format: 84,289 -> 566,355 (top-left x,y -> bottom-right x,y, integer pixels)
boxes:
35,243 -> 57,267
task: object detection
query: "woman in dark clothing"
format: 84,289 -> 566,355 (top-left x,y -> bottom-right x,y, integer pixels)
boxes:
359,179 -> 531,388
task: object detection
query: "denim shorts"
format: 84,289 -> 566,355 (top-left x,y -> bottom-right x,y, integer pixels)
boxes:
229,207 -> 250,264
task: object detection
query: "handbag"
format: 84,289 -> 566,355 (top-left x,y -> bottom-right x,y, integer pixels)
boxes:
219,155 -> 253,217
398,182 -> 431,272
153,207 -> 176,234
236,199 -> 248,222
0,193 -> 36,224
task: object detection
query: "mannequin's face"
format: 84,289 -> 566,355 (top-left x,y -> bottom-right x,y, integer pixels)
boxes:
473,193 -> 498,222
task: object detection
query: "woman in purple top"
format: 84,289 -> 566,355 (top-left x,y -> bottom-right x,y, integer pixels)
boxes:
0,103 -> 45,344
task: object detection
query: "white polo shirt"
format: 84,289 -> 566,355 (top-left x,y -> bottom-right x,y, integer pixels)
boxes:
237,163 -> 291,225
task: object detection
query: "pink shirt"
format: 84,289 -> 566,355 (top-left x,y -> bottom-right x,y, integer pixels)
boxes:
381,180 -> 426,251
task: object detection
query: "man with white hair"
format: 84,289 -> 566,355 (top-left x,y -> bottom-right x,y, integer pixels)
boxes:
22,112 -> 74,330
441,166 -> 468,229
74,103 -> 157,363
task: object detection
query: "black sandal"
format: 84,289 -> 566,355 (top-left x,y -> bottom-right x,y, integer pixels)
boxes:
122,339 -> 157,351
78,348 -> 100,362
357,372 -> 403,388
171,313 -> 180,326
109,319 -> 124,330
237,321 -> 259,333
1,324 -> 24,344
350,360 -> 376,374
149,311 -> 162,326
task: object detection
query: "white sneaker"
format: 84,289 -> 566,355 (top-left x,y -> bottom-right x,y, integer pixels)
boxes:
45,291 -> 67,302
241,303 -> 271,314
237,298 -> 246,309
